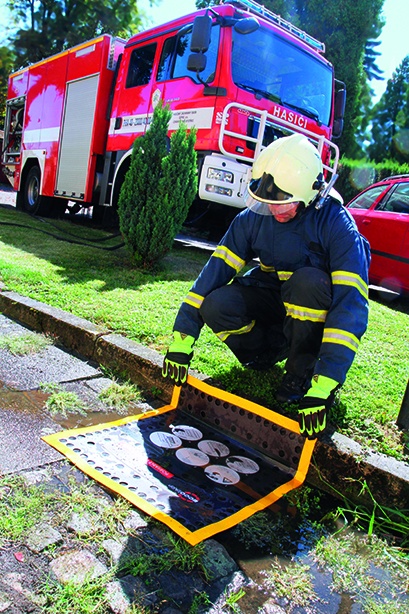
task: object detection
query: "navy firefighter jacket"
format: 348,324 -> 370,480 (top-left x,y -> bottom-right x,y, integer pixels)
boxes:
173,198 -> 371,385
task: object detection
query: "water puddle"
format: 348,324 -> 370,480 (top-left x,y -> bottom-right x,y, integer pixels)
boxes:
217,499 -> 409,614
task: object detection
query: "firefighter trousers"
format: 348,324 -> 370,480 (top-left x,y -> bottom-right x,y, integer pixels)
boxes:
199,267 -> 332,377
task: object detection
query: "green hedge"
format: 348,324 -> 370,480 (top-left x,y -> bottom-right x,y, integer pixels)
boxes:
336,158 -> 409,205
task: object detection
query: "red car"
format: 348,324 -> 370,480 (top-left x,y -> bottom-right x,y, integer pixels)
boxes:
346,175 -> 409,296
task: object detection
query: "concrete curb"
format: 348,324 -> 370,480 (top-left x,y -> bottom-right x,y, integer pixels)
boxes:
0,284 -> 408,512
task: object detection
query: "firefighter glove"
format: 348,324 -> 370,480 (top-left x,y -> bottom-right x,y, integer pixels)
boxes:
298,375 -> 339,439
162,332 -> 195,387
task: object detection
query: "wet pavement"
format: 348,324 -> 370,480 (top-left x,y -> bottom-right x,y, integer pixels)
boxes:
0,311 -> 167,477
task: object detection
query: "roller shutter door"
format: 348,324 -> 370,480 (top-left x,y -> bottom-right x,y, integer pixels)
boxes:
56,74 -> 99,197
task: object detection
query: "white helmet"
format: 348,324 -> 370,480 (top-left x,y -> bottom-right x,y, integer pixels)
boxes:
245,133 -> 324,215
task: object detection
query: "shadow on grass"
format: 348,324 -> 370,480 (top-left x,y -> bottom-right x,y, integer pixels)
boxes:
369,286 -> 409,315
0,206 -> 210,293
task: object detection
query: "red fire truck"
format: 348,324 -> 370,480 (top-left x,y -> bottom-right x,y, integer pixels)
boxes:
1,0 -> 345,223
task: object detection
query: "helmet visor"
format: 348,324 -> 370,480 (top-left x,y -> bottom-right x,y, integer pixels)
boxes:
244,187 -> 300,216
249,172 -> 294,204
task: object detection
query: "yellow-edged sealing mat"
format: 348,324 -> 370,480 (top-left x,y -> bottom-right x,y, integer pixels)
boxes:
43,375 -> 315,545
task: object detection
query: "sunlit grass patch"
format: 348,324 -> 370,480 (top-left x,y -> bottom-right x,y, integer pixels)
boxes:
98,380 -> 142,413
0,473 -> 133,549
313,531 -> 409,604
0,331 -> 52,355
40,573 -> 113,614
0,475 -> 56,546
41,383 -> 87,417
262,558 -> 318,609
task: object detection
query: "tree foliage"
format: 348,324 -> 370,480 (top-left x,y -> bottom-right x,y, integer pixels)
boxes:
118,102 -> 198,268
368,56 -> 409,163
195,0 -> 385,157
0,46 -> 15,130
6,0 -> 142,68
263,0 -> 385,156
364,40 -> 384,81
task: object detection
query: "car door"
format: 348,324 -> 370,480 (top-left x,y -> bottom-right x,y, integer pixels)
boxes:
357,182 -> 409,291
347,184 -> 392,285
379,181 -> 409,294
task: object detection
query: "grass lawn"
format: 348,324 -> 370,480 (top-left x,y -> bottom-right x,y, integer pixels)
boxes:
0,205 -> 408,460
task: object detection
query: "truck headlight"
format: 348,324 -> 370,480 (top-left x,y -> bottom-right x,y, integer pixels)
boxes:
207,168 -> 234,183
205,184 -> 233,197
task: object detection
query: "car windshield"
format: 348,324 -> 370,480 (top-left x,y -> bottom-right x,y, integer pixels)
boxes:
231,26 -> 333,126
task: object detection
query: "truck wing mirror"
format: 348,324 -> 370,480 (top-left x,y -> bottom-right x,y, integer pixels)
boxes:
233,17 -> 259,35
332,86 -> 346,139
335,88 -> 346,120
190,14 -> 212,53
187,53 -> 207,74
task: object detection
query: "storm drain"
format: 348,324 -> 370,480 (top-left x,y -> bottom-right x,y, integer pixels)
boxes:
43,375 -> 315,545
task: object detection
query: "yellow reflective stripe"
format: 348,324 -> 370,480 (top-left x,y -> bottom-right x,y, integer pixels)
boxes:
216,320 -> 256,342
322,328 -> 360,352
284,302 -> 327,322
184,292 -> 204,309
213,245 -> 245,273
278,271 -> 293,281
332,270 -> 368,299
260,261 -> 276,273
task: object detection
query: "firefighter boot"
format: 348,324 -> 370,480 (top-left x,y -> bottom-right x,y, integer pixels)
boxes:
275,371 -> 312,404
244,343 -> 289,370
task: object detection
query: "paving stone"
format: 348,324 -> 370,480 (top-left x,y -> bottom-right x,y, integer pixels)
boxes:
0,344 -> 99,390
122,509 -> 148,532
50,549 -> 108,585
105,575 -> 157,614
25,522 -> 63,553
0,391 -> 63,473
67,511 -> 107,536
2,572 -> 39,604
0,590 -> 11,612
201,539 -> 238,580
260,600 -> 286,614
206,571 -> 249,614
101,538 -> 128,566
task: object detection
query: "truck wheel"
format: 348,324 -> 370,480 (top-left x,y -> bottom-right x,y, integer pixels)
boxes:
23,166 -> 51,216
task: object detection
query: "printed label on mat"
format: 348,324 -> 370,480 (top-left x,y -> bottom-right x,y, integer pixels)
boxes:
198,440 -> 230,458
170,425 -> 203,441
226,456 -> 260,474
205,465 -> 241,485
150,431 -> 182,449
176,448 -> 210,467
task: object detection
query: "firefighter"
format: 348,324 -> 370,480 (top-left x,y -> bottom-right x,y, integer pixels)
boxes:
162,133 -> 370,439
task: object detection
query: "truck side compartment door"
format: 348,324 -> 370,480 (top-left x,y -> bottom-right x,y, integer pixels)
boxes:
56,74 -> 100,199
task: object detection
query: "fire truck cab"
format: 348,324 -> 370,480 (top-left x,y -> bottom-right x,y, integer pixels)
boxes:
1,0 -> 345,222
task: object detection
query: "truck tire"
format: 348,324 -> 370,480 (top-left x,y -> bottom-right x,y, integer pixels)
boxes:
22,166 -> 51,216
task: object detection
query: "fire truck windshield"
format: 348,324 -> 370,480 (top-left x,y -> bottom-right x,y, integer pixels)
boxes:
231,26 -> 333,127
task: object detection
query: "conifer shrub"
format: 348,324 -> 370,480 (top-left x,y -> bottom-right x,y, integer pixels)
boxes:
118,102 -> 197,268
